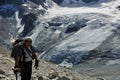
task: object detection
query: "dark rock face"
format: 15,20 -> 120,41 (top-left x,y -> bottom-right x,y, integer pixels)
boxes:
19,1 -> 46,18
0,0 -> 25,18
65,21 -> 86,33
0,0 -> 25,6
0,0 -> 7,5
21,13 -> 37,36
52,0 -> 63,5
52,0 -> 100,5
0,0 -> 47,18
0,4 -> 18,17
82,0 -> 99,3
19,1 -> 47,37
29,0 -> 46,5
117,6 -> 120,10
29,0 -> 47,9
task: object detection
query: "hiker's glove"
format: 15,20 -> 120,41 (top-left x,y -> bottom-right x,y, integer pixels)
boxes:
34,60 -> 39,69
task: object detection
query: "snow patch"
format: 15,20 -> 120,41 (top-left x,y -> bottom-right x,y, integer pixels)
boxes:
106,59 -> 120,65
22,4 -> 28,7
59,60 -> 73,68
15,11 -> 24,34
38,5 -> 44,10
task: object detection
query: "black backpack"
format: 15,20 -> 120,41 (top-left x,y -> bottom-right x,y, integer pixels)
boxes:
11,39 -> 24,58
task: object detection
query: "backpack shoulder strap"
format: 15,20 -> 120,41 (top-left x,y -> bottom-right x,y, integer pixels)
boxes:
19,44 -> 26,62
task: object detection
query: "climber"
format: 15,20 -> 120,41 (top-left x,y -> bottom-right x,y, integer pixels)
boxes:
11,37 -> 39,80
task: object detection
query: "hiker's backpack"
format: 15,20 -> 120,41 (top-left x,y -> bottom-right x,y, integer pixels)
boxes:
11,39 -> 24,58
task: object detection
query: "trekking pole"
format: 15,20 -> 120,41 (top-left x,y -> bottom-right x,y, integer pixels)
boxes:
15,72 -> 18,80
12,68 -> 20,80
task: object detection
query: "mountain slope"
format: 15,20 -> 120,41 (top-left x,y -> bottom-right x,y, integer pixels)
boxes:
0,46 -> 98,80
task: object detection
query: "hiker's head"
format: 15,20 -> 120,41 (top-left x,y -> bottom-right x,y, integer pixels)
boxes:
24,37 -> 32,47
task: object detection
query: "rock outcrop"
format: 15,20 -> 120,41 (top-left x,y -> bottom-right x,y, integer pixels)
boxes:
82,0 -> 99,3
52,0 -> 100,5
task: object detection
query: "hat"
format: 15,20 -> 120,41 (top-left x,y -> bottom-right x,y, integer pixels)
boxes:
24,37 -> 32,41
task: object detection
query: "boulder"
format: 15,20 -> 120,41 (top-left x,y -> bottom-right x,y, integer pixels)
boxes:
0,74 -> 5,79
47,70 -> 59,79
57,76 -> 70,80
117,6 -> 120,10
0,69 -> 5,75
38,75 -> 44,80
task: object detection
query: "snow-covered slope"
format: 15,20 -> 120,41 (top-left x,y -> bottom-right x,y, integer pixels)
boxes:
31,1 -> 119,79
30,0 -> 120,65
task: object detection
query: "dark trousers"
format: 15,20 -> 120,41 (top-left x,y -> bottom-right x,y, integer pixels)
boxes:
20,61 -> 32,80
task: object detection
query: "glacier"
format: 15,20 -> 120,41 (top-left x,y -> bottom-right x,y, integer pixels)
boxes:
29,0 -> 120,66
